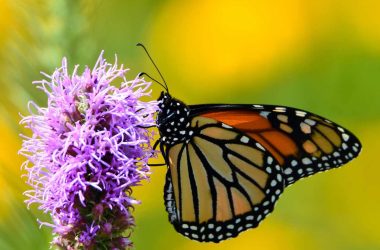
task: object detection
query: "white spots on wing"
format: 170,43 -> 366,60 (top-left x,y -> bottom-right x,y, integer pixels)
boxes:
191,234 -> 199,239
338,127 -> 345,132
256,143 -> 265,151
257,214 -> 263,221
306,168 -> 314,173
266,167 -> 272,173
352,146 -> 359,152
267,156 -> 273,164
284,168 -> 292,175
179,117 -> 185,122
240,136 -> 249,143
291,160 -> 298,167
342,143 -> 348,150
274,107 -> 286,113
271,195 -> 276,203
222,123 -> 232,129
270,180 -> 277,187
333,152 -> 340,157
253,105 -> 264,109
246,215 -> 254,221
296,110 -> 307,117
302,157 -> 312,165
246,223 -> 254,228
304,118 -> 316,126
287,176 -> 294,183
182,224 -> 189,229
180,130 -> 186,135
342,133 -> 350,142
277,174 -> 282,182
260,111 -> 270,118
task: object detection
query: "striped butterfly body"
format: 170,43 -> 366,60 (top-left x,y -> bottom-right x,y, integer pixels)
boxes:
156,92 -> 361,243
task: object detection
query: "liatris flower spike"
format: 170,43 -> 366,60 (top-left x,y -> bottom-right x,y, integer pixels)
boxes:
19,51 -> 159,249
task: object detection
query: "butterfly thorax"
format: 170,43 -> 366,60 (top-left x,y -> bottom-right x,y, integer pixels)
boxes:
157,92 -> 193,145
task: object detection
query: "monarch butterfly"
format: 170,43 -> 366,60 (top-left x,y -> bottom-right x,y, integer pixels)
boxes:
138,44 -> 362,243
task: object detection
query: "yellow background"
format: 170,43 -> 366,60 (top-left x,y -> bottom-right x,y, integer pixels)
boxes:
0,0 -> 379,249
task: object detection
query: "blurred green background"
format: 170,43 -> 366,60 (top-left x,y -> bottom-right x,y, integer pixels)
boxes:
1,0 -> 380,249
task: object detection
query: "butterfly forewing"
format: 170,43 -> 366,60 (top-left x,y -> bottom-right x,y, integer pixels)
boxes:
163,116 -> 285,242
191,104 -> 361,186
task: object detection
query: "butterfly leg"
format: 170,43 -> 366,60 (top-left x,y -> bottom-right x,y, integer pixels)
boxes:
147,139 -> 168,167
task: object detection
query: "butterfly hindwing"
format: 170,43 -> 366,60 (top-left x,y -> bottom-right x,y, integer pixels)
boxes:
189,104 -> 362,186
162,116 -> 285,242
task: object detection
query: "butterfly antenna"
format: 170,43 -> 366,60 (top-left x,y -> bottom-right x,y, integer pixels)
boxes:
138,72 -> 167,90
136,43 -> 169,93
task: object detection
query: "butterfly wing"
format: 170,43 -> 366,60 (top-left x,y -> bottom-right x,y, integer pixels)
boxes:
188,104 -> 361,186
162,104 -> 361,242
162,115 -> 285,242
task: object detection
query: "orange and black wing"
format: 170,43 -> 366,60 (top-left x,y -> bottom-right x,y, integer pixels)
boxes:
162,104 -> 361,242
189,104 -> 361,186
162,116 -> 285,242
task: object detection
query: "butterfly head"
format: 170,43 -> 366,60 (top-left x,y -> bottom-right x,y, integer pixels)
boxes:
157,92 -> 192,145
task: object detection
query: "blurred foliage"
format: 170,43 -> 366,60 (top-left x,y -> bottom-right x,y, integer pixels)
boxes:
0,0 -> 379,249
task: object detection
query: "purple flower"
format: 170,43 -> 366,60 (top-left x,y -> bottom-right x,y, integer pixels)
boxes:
19,52 -> 159,249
